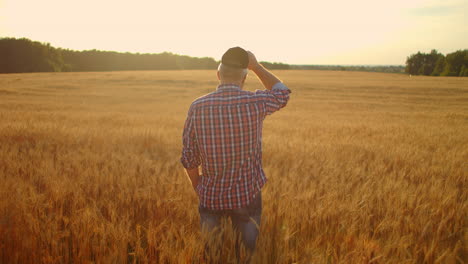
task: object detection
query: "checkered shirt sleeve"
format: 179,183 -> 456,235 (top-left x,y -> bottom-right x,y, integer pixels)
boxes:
180,105 -> 201,169
255,82 -> 291,115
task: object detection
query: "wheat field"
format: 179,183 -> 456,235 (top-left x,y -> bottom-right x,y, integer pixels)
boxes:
0,70 -> 467,263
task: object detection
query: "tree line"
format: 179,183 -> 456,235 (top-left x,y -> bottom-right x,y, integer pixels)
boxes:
0,38 -> 218,73
290,64 -> 405,73
0,37 -> 403,73
2,37 -> 466,76
405,49 -> 468,76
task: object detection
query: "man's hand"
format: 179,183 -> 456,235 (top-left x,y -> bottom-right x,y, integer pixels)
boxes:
184,167 -> 200,195
246,50 -> 282,90
191,178 -> 199,192
247,51 -> 260,71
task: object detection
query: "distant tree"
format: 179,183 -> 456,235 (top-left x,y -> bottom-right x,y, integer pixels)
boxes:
459,65 -> 468,77
404,49 -> 468,77
442,50 -> 468,76
431,55 -> 446,76
406,52 -> 424,75
0,38 -> 67,73
406,50 -> 443,76
425,49 -> 443,75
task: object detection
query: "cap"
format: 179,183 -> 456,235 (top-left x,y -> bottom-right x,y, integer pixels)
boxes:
221,47 -> 249,69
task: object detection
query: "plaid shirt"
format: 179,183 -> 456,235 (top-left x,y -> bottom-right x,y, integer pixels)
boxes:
181,82 -> 291,210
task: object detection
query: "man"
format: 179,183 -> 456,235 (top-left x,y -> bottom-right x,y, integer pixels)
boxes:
180,47 -> 291,257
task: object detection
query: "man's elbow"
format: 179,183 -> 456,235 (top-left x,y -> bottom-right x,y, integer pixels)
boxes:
275,94 -> 290,109
180,153 -> 201,169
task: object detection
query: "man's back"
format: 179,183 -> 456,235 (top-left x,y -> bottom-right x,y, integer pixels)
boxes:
181,83 -> 290,210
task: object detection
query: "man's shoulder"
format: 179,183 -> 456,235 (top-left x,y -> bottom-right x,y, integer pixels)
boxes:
190,91 -> 218,108
190,89 -> 257,109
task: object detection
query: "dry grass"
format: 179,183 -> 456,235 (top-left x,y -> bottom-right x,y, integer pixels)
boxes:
0,70 -> 467,263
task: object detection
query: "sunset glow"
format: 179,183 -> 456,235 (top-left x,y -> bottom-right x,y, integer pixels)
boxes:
1,0 -> 467,64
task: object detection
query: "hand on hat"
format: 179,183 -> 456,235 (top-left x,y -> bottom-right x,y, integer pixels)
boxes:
247,51 -> 260,71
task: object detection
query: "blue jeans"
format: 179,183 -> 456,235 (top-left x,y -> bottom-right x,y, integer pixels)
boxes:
199,192 -> 262,255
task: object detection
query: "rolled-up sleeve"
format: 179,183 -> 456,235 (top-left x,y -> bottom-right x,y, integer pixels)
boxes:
180,106 -> 201,169
255,82 -> 291,116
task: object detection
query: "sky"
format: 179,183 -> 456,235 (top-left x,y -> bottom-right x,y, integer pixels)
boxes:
1,0 -> 467,65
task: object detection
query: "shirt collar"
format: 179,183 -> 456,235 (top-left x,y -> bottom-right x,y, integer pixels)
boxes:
217,83 -> 241,91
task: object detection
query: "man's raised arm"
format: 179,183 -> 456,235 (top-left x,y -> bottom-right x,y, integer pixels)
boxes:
247,51 -> 285,91
248,51 -> 291,115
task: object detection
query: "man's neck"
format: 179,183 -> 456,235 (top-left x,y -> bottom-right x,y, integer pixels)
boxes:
219,81 -> 243,88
